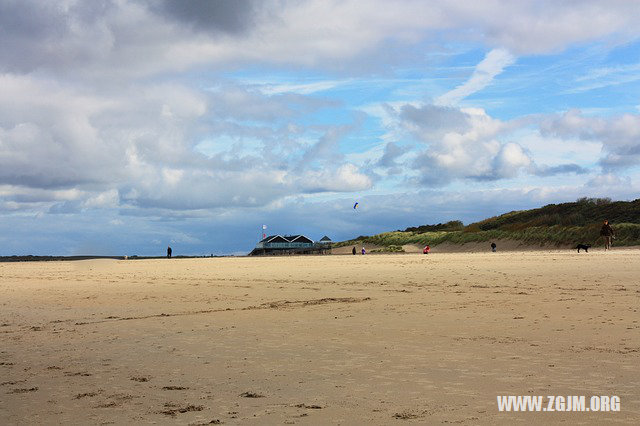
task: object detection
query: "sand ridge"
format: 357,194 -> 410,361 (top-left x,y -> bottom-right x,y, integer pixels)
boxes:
1,251 -> 639,424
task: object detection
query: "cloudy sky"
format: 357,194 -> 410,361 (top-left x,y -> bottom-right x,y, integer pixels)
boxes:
2,0 -> 640,256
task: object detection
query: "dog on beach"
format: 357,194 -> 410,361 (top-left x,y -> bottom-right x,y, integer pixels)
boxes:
576,244 -> 591,253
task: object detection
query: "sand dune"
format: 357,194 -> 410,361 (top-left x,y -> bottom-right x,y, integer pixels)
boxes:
332,239 -> 575,254
1,251 -> 639,424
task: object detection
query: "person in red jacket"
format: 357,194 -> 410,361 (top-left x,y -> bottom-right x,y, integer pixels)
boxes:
423,245 -> 430,254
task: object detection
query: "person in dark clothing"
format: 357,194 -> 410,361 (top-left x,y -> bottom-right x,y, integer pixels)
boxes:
352,246 -> 357,255
167,246 -> 172,258
491,242 -> 497,252
600,220 -> 615,251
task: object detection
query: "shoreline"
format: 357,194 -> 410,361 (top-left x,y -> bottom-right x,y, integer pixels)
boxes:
3,242 -> 638,261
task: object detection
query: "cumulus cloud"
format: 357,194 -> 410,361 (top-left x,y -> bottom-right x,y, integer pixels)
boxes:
491,142 -> 532,179
0,70 -> 370,214
394,103 -> 600,184
397,105 -> 525,183
412,139 -> 533,184
541,109 -> 640,169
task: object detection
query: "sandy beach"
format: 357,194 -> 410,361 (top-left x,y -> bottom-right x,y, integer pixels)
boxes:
1,250 -> 638,424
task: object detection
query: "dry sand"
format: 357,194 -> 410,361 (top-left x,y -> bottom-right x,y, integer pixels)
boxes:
1,250 -> 638,424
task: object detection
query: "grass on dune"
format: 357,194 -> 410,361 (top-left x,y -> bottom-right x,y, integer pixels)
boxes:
336,198 -> 640,250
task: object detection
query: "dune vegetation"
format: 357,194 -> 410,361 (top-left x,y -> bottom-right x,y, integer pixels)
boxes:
337,198 -> 640,250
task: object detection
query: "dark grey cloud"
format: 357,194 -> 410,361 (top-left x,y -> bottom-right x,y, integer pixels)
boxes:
0,1 -> 65,39
143,0 -> 260,34
0,0 -> 116,73
599,154 -> 640,169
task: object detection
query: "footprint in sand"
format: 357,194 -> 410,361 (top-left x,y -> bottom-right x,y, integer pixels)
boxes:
295,403 -> 323,409
64,371 -> 92,377
74,391 -> 99,399
159,403 -> 204,417
8,387 -> 38,394
393,411 -> 424,420
240,391 -> 265,398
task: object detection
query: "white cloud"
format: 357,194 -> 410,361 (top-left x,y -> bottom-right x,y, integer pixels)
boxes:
298,164 -> 372,193
493,143 -> 532,178
3,1 -> 640,80
514,129 -> 601,166
162,168 -> 184,187
0,70 -> 372,213
393,104 -> 604,184
569,63 -> 640,93
586,173 -> 633,192
257,79 -> 348,95
435,48 -> 516,105
541,109 -> 640,169
84,190 -> 120,209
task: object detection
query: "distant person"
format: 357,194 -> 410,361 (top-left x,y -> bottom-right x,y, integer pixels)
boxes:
361,246 -> 366,255
423,245 -> 430,254
167,246 -> 172,258
491,242 -> 497,252
352,246 -> 357,255
600,220 -> 615,251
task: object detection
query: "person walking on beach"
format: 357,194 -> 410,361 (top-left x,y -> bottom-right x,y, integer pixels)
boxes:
167,246 -> 172,258
491,242 -> 497,252
361,246 -> 366,255
352,246 -> 357,255
600,220 -> 615,251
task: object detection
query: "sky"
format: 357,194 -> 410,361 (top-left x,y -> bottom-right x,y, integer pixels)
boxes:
1,0 -> 640,256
